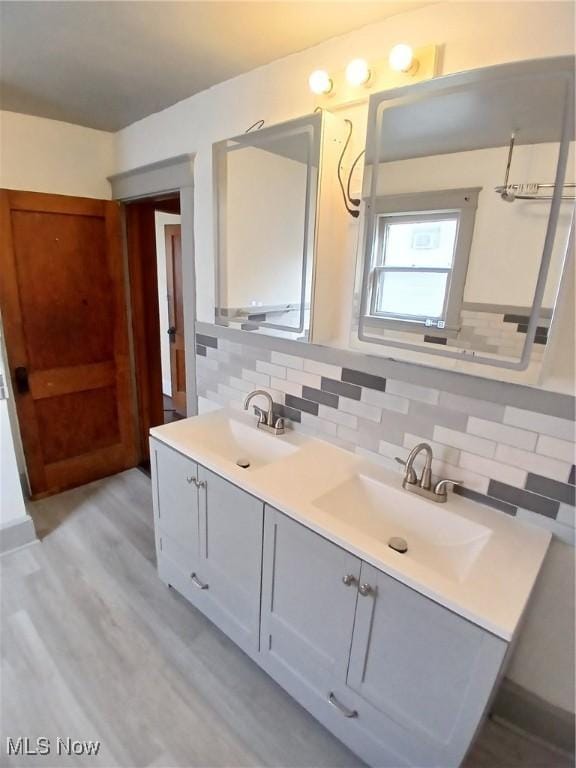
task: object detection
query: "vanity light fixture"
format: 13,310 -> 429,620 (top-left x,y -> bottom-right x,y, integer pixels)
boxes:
308,69 -> 333,95
388,43 -> 419,74
345,58 -> 371,87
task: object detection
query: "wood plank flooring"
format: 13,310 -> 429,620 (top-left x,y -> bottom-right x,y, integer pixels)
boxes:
1,469 -> 573,768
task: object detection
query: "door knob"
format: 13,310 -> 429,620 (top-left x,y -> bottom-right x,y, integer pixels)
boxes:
358,583 -> 374,597
167,326 -> 176,342
342,574 -> 358,587
14,366 -> 29,394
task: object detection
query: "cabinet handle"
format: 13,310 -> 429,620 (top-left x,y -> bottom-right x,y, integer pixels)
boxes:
195,479 -> 207,489
186,476 -> 195,484
328,692 -> 358,719
190,572 -> 209,590
358,583 -> 374,597
342,574 -> 357,587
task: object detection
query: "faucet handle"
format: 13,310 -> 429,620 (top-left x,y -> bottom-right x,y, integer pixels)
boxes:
433,478 -> 463,498
395,456 -> 417,485
253,405 -> 266,424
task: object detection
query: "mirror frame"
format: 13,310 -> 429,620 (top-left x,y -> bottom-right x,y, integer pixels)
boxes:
358,56 -> 575,370
213,112 -> 322,338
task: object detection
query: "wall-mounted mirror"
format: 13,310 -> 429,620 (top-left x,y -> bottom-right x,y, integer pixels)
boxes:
354,57 -> 575,373
214,114 -> 322,340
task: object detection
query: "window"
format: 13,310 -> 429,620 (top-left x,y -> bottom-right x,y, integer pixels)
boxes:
364,189 -> 479,333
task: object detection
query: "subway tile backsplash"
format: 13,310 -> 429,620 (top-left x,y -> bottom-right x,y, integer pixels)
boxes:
195,332 -> 576,545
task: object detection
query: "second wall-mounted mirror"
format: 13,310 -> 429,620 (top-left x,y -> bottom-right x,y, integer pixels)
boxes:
355,56 -> 575,372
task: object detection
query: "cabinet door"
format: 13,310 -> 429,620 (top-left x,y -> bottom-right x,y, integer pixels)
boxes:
151,439 -> 200,562
196,466 -> 264,655
348,562 -> 507,766
261,507 -> 361,701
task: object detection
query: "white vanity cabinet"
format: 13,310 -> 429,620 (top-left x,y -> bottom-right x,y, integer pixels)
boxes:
151,439 -> 264,656
151,439 -> 201,589
259,507 -> 507,768
260,506 -> 361,712
196,465 -> 263,655
150,433 -> 516,768
346,562 -> 507,767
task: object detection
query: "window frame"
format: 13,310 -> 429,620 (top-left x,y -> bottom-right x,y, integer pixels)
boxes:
362,188 -> 480,335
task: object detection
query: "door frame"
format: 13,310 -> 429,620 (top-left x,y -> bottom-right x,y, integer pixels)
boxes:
108,155 -> 197,462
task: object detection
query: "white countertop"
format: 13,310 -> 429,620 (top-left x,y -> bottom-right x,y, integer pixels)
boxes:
150,408 -> 551,641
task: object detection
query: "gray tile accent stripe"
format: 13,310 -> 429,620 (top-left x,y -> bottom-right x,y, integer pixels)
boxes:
454,486 -> 517,516
487,481 -> 560,519
196,322 -> 575,420
342,368 -> 387,391
302,386 -> 338,409
526,474 -> 575,506
285,394 -> 318,416
196,333 -> 218,349
321,377 -> 362,400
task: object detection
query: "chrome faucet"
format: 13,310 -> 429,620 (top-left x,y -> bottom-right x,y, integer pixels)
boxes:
396,442 -> 462,503
243,390 -> 285,435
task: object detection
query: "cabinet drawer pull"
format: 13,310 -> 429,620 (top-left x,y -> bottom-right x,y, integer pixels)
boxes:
342,574 -> 357,587
328,692 -> 358,719
358,583 -> 374,597
190,572 -> 209,590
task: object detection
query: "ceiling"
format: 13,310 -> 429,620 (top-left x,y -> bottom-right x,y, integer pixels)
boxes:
0,1 -> 430,132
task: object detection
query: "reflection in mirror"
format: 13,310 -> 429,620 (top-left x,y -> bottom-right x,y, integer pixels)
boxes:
214,116 -> 320,339
356,57 -> 575,371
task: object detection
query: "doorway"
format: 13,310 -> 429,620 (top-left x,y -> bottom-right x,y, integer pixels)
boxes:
158,219 -> 185,423
124,194 -> 187,467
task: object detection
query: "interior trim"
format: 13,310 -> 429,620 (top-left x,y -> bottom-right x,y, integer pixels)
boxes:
0,515 -> 37,555
195,321 -> 575,420
492,678 -> 575,755
108,154 -> 195,200
109,156 -> 198,421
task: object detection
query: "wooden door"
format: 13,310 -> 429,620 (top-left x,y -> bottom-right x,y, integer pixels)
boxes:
0,189 -> 138,498
165,224 -> 186,416
197,466 -> 264,654
260,507 -> 361,697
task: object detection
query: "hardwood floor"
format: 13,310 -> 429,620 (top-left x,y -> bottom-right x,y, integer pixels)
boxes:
1,469 -> 573,768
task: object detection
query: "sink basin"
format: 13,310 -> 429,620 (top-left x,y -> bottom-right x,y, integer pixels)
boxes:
194,416 -> 302,471
312,474 -> 492,582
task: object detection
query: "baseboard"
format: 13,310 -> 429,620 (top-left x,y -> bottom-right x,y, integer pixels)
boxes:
0,514 -> 37,555
492,678 -> 575,755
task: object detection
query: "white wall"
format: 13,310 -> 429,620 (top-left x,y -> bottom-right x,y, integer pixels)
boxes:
155,211 -> 182,396
113,1 -> 575,714
0,110 -> 114,199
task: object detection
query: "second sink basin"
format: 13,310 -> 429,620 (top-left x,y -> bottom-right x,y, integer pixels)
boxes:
312,473 -> 492,583
194,415 -> 303,471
